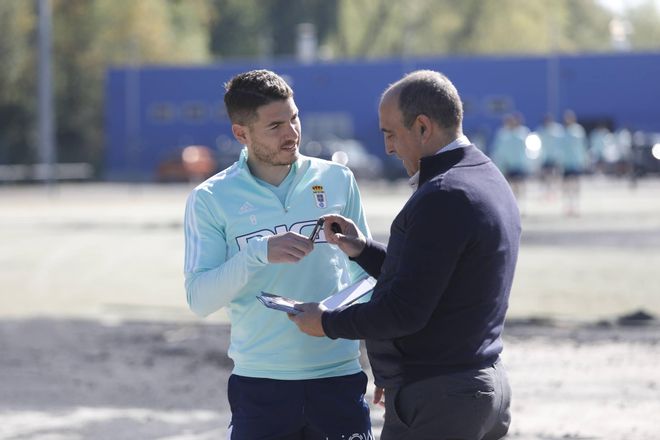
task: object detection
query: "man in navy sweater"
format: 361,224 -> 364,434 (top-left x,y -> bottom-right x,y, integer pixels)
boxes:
291,70 -> 521,440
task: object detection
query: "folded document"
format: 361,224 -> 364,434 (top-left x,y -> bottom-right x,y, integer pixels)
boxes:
257,276 -> 377,314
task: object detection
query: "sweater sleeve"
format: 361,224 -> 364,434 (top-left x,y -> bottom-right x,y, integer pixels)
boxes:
350,238 -> 387,278
183,189 -> 268,317
323,189 -> 471,340
340,169 -> 373,282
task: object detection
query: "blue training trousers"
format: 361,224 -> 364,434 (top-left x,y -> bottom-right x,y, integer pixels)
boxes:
227,372 -> 373,440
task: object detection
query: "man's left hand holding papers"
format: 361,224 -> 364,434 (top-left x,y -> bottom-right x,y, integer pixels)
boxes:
289,303 -> 326,337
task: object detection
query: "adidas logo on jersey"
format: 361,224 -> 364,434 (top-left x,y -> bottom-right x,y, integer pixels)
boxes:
239,201 -> 257,214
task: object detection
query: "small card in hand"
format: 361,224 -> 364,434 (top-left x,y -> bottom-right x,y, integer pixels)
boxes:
257,292 -> 302,314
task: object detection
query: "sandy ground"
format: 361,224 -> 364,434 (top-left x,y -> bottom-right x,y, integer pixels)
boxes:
1,176 -> 660,439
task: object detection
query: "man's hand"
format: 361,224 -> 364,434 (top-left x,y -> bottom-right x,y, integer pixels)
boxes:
288,303 -> 326,337
267,232 -> 314,263
320,214 -> 366,258
373,386 -> 385,407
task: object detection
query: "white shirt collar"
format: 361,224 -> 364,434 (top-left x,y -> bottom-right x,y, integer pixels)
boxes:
408,135 -> 471,191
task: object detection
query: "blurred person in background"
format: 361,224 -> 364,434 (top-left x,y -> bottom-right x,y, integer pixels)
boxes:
183,70 -> 373,440
291,70 -> 520,440
490,112 -> 531,211
560,110 -> 589,216
536,113 -> 565,198
614,125 -> 636,184
588,123 -> 617,175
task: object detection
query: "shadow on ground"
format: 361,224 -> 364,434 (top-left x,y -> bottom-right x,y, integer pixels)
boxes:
0,319 -> 232,412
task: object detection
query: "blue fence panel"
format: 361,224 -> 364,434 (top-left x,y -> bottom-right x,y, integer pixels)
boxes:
104,52 -> 660,181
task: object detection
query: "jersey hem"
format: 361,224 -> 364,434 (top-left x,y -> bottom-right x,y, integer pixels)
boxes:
232,360 -> 363,380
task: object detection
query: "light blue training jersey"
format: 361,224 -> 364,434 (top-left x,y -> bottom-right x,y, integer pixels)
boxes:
184,148 -> 370,380
491,125 -> 531,173
537,121 -> 565,165
561,123 -> 589,172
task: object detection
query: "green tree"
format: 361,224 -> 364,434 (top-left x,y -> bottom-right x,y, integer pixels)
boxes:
53,0 -> 212,170
0,1 -> 36,165
329,0 -> 621,58
625,0 -> 660,51
0,0 -> 212,173
561,0 -> 613,52
2,0 -> 658,178
208,0 -> 265,58
265,0 -> 339,57
207,0 -> 339,59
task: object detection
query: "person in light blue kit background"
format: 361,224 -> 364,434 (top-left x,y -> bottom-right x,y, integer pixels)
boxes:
490,113 -> 531,209
560,109 -> 589,216
184,70 -> 373,440
536,113 -> 565,198
588,123 -> 616,173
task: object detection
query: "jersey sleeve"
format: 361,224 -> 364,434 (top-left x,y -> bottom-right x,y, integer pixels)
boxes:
183,189 -> 268,317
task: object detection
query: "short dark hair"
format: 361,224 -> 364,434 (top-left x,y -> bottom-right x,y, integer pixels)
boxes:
385,70 -> 463,130
223,70 -> 293,125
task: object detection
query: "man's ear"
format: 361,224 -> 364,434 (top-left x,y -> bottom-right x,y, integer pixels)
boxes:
232,124 -> 250,145
416,115 -> 432,140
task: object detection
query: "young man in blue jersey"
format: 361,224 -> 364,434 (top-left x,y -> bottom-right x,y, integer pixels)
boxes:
183,69 -> 373,440
291,70 -> 519,440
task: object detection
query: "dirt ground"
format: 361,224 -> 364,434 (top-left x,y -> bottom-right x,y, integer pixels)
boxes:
1,176 -> 659,439
1,318 -> 659,440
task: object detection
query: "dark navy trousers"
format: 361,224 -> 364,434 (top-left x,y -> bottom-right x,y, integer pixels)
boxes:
227,372 -> 373,440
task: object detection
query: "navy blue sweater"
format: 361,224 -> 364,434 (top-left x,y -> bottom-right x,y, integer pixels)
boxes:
322,145 -> 521,387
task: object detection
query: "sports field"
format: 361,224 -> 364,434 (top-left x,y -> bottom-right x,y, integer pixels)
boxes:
2,176 -> 659,322
1,176 -> 659,439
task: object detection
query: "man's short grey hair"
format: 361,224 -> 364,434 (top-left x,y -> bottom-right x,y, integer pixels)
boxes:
384,70 -> 463,130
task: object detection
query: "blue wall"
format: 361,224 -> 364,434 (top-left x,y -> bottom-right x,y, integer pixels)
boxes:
105,52 -> 660,180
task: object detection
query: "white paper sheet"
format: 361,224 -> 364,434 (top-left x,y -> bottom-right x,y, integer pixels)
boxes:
319,276 -> 377,311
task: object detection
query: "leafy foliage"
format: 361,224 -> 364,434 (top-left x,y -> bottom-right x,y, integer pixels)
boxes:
0,0 -> 658,174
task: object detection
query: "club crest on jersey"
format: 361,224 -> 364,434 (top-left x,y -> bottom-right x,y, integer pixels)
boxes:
312,185 -> 327,208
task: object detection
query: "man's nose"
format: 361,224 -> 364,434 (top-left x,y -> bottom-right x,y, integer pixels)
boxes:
285,122 -> 299,140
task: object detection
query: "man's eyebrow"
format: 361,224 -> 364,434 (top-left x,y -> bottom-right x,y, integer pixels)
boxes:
267,112 -> 298,126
